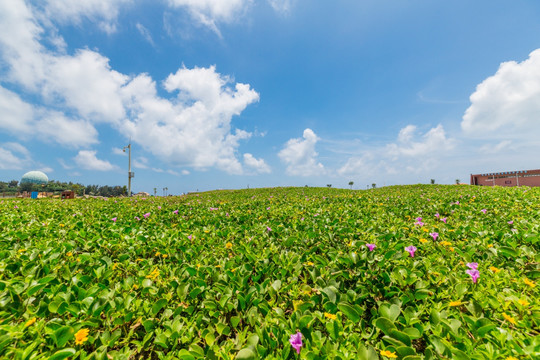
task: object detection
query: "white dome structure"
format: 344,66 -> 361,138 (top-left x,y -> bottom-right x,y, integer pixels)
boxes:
21,171 -> 49,185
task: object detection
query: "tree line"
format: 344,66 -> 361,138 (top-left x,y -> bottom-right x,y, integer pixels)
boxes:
0,180 -> 127,197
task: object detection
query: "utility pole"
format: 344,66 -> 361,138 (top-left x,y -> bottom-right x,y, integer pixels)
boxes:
123,143 -> 134,196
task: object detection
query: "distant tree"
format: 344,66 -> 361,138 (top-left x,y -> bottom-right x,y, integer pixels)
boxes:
372,183 -> 376,189
20,182 -> 34,192
0,182 -> 6,191
349,181 -> 354,190
8,180 -> 18,188
327,184 -> 332,188
430,179 -> 435,185
455,179 -> 460,185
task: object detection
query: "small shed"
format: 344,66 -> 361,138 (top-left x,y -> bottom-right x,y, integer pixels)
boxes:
61,190 -> 75,199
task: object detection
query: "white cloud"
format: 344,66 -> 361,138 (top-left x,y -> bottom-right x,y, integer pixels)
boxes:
136,23 -> 155,46
267,0 -> 294,14
278,128 -> 325,176
112,147 -> 127,156
74,150 -> 117,171
0,142 -> 31,169
243,153 -> 271,174
133,157 -> 149,169
462,49 -> 540,139
338,125 -> 456,179
0,1 -> 260,175
182,170 -> 190,175
167,0 -> 252,35
479,140 -> 513,154
42,0 -> 132,33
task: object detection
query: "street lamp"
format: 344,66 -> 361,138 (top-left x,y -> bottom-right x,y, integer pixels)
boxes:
123,143 -> 134,196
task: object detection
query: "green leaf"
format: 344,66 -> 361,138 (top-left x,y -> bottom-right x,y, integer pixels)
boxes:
477,324 -> 496,337
374,317 -> 396,335
151,298 -> 168,316
48,348 -> 76,360
338,302 -> 360,322
499,246 -> 518,258
451,348 -> 471,360
389,329 -> 411,346
357,344 -> 379,360
236,348 -> 257,360
205,332 -> 215,346
53,326 -> 74,347
379,303 -> 401,321
321,287 -> 337,303
271,280 -> 282,292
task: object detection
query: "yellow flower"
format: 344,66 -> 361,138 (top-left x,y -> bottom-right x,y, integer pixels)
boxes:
226,242 -> 233,249
25,317 -> 37,327
74,328 -> 89,345
324,312 -> 337,320
487,244 -> 493,248
380,350 -> 398,358
135,258 -> 144,262
155,251 -> 161,257
306,261 -> 314,266
132,284 -> 139,290
18,249 -> 26,253
523,278 -> 535,288
502,313 -> 516,325
449,247 -> 455,252
146,268 -> 159,279
112,263 -> 118,270
422,228 -> 429,232
440,241 -> 452,246
66,252 -> 72,257
419,238 -> 428,243
505,357 -> 519,360
489,266 -> 500,273
59,224 -> 65,227
449,300 -> 462,307
517,299 -> 530,306
162,254 -> 168,258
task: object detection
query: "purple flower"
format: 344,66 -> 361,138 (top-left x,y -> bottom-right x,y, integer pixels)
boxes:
266,226 -> 272,232
507,220 -> 513,225
481,209 -> 487,214
435,213 -> 440,218
143,213 -> 150,218
158,206 -> 161,210
289,332 -> 303,354
466,262 -> 478,270
466,269 -> 480,283
366,243 -> 376,251
416,217 -> 422,222
188,235 -> 192,240
134,216 -> 140,221
415,219 -> 424,226
112,217 -> 117,222
441,217 -> 447,224
430,232 -> 439,241
173,210 -> 179,215
405,246 -> 417,257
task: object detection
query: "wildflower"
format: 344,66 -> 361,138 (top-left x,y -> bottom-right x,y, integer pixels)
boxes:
143,213 -> 150,218
158,206 -> 161,210
441,217 -> 447,223
505,357 -> 518,360
429,232 -> 438,241
517,299 -> 530,306
134,216 -> 140,221
66,252 -> 73,257
59,224 -> 65,227
466,269 -> 480,283
380,350 -> 398,358
226,242 -> 233,249
289,332 -> 303,354
523,278 -> 536,288
419,238 -> 428,243
405,246 -> 417,257
132,284 -> 139,290
415,217 -> 424,226
266,226 -> 272,232
366,243 -> 376,251
173,210 -> 179,214
481,209 -> 487,214
507,220 -> 514,225
489,266 -> 500,273
487,244 -> 493,248
75,328 -> 89,345
306,261 -> 314,266
466,262 -> 478,270
188,235 -> 192,240
111,217 -> 117,222
435,213 -> 440,218
324,312 -> 337,320
449,300 -> 462,307
502,313 -> 516,325
440,241 -> 451,246
25,317 -> 37,327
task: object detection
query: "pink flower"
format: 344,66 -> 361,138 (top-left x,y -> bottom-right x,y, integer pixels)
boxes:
435,213 -> 440,218
143,213 -> 150,218
173,210 -> 179,215
158,206 -> 161,210
111,217 -> 117,222
366,243 -> 376,251
289,332 -> 303,354
481,209 -> 487,214
188,235 -> 192,240
266,226 -> 272,232
134,216 -> 140,221
441,217 -> 447,224
507,220 -> 513,225
466,262 -> 478,270
405,246 -> 417,257
466,269 -> 480,283
430,232 -> 439,241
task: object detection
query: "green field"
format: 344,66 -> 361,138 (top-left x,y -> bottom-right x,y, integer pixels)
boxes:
0,185 -> 538,359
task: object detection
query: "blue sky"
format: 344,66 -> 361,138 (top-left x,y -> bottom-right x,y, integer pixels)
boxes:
1,0 -> 540,194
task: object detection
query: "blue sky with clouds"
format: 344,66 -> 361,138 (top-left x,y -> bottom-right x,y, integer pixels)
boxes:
1,0 -> 540,194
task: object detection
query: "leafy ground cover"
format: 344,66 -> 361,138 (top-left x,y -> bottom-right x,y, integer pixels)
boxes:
0,185 -> 538,359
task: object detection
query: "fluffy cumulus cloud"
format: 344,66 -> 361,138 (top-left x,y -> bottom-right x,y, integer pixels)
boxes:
41,0 -> 133,33
0,0 -> 263,175
338,125 -> 455,179
279,129 -> 325,176
0,143 -> 31,170
243,153 -> 271,174
462,49 -> 540,139
74,150 -> 118,171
